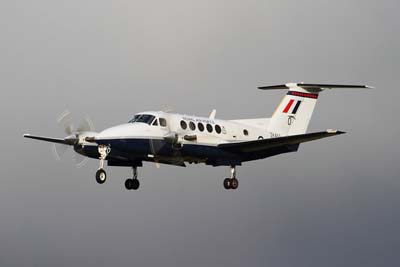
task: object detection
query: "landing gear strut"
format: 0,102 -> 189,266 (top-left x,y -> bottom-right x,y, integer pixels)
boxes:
95,145 -> 111,184
223,165 -> 239,190
125,166 -> 140,190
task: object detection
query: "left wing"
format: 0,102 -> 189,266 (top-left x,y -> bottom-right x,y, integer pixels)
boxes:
23,134 -> 69,145
218,130 -> 345,153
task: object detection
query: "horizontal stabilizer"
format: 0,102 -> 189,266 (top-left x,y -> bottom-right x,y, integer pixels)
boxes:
218,130 -> 345,153
23,134 -> 68,145
258,83 -> 372,91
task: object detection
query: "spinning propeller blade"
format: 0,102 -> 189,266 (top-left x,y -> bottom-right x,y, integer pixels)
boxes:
52,143 -> 69,160
73,152 -> 89,168
57,110 -> 74,135
76,116 -> 95,132
52,110 -> 96,167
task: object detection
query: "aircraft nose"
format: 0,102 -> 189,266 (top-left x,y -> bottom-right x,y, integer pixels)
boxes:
96,124 -> 131,140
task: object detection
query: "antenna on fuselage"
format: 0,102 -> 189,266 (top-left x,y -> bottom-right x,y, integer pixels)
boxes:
209,109 -> 216,119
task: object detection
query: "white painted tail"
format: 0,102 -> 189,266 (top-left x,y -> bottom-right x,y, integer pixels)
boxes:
258,83 -> 371,137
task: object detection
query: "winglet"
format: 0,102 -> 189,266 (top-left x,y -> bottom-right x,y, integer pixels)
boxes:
209,109 -> 216,119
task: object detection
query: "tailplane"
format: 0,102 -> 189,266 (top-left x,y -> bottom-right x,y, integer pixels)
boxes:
259,83 -> 371,137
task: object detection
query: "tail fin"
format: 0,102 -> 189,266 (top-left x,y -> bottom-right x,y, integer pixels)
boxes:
259,83 -> 371,136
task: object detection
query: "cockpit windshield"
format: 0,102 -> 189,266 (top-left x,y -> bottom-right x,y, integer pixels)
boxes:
128,114 -> 155,125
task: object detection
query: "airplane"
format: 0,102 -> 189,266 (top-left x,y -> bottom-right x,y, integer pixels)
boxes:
24,83 -> 371,191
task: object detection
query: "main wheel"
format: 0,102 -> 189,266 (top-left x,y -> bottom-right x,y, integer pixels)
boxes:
125,178 -> 133,190
223,178 -> 231,190
230,178 -> 239,190
96,169 -> 107,184
131,179 -> 140,190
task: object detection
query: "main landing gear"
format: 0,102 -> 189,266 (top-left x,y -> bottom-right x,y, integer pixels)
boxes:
95,145 -> 111,184
125,167 -> 140,190
223,165 -> 239,190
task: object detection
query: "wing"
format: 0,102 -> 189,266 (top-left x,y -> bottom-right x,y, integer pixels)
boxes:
218,130 -> 345,153
23,134 -> 68,145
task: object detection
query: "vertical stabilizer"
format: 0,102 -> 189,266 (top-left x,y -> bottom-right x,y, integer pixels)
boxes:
267,85 -> 319,136
258,83 -> 370,137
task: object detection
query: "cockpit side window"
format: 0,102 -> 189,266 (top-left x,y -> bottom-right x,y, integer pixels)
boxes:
152,118 -> 158,126
159,118 -> 167,127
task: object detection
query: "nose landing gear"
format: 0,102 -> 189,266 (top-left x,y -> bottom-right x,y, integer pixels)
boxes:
125,166 -> 140,190
223,165 -> 239,190
95,145 -> 111,184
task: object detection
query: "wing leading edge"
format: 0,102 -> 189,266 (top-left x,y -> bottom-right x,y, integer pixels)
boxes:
218,130 -> 345,153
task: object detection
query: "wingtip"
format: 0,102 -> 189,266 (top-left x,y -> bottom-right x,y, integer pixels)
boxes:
326,129 -> 346,135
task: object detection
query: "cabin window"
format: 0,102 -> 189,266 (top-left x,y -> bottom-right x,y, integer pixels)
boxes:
215,124 -> 222,134
198,122 -> 204,132
206,123 -> 213,133
180,120 -> 187,130
243,129 -> 249,136
159,118 -> 167,127
189,121 -> 196,131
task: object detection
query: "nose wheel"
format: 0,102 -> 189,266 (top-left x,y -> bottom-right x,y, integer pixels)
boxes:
96,169 -> 107,184
223,166 -> 239,190
125,166 -> 140,190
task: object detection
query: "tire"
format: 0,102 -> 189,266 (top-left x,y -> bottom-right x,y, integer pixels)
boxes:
131,179 -> 140,190
125,179 -> 133,190
230,178 -> 239,190
95,169 -> 107,184
223,178 -> 231,190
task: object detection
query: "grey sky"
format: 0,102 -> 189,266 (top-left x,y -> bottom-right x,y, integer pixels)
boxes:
1,0 -> 399,266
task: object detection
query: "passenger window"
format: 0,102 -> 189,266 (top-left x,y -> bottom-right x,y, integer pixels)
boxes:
189,121 -> 196,131
180,120 -> 187,130
243,129 -> 249,136
206,123 -> 213,133
215,124 -> 222,134
152,119 -> 158,126
159,118 -> 167,127
198,122 -> 204,132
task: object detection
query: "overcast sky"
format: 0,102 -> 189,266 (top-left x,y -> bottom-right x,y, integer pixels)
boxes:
1,0 -> 399,266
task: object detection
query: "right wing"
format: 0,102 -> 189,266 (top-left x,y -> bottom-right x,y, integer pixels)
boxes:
218,130 -> 345,153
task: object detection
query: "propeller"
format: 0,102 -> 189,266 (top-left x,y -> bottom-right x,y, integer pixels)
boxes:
52,110 -> 96,168
148,110 -> 182,168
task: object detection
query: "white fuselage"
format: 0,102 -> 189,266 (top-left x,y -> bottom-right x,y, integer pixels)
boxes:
96,111 -> 271,147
